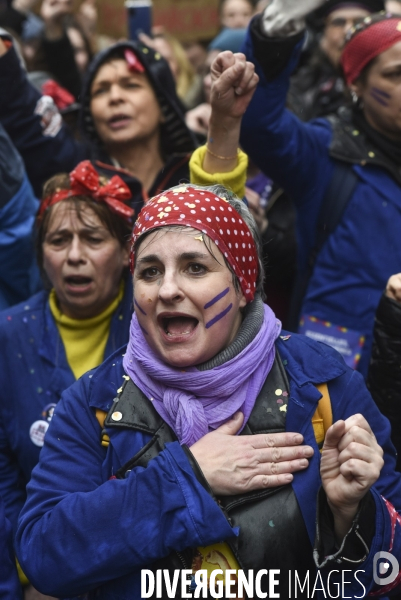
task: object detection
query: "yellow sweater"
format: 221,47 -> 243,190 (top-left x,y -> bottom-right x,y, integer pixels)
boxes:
189,145 -> 248,199
49,282 -> 124,379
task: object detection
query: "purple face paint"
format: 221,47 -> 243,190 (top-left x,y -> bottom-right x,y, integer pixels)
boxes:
134,298 -> 147,316
205,303 -> 233,329
371,87 -> 391,99
204,287 -> 230,309
370,88 -> 389,107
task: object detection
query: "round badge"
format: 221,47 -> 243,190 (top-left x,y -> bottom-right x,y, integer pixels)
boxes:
29,420 -> 49,447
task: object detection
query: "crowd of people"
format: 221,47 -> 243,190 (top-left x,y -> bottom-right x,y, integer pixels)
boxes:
1,0 -> 401,598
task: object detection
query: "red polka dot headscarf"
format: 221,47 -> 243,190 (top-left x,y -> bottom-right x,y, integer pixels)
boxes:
131,185 -> 259,301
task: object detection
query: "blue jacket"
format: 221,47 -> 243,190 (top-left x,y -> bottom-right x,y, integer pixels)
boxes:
0,283 -> 132,534
0,124 -> 40,309
240,30 -> 401,377
15,333 -> 401,599
0,495 -> 22,600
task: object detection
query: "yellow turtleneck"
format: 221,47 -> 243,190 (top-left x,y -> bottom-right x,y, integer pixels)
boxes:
49,281 -> 125,379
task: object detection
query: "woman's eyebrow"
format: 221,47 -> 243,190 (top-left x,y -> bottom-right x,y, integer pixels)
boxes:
137,252 -> 209,265
180,252 -> 209,260
137,254 -> 160,265
45,228 -> 71,237
47,225 -> 99,235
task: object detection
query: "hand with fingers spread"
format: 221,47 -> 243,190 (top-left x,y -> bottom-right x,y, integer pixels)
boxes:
210,51 -> 259,122
320,413 -> 384,541
190,412 -> 314,496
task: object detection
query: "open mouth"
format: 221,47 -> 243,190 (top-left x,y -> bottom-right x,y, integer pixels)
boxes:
160,316 -> 199,337
108,114 -> 131,126
65,275 -> 92,287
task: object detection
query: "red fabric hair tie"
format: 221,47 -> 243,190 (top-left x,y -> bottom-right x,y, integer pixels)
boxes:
39,160 -> 134,221
41,80 -> 76,110
342,17 -> 401,85
130,185 -> 259,301
124,49 -> 146,73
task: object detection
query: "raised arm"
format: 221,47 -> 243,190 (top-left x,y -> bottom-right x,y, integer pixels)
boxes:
0,36 -> 84,196
40,0 -> 83,98
239,1 -> 335,206
189,51 -> 258,197
0,124 -> 39,308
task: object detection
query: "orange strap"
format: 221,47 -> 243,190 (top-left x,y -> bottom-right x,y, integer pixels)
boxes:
95,409 -> 110,447
312,383 -> 332,449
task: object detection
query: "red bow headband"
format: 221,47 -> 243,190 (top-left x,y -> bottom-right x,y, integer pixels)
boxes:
342,16 -> 401,85
39,160 -> 134,221
131,186 -> 259,301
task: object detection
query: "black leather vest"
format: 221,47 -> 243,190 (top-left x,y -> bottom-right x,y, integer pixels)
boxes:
105,354 -> 315,598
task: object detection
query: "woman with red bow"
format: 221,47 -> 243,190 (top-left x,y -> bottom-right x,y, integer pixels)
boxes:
0,160 -> 135,598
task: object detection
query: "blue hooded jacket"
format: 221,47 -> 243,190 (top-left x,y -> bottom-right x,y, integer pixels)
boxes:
15,333 -> 401,599
239,22 -> 401,377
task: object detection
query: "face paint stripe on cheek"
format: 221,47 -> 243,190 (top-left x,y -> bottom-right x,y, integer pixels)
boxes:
370,91 -> 389,106
205,303 -> 233,329
204,287 -> 230,309
134,298 -> 147,316
371,87 -> 391,99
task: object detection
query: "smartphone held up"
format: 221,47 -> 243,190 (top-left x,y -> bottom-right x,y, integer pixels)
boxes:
125,0 -> 152,40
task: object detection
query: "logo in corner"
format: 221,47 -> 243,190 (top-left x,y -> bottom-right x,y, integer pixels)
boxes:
373,551 -> 399,586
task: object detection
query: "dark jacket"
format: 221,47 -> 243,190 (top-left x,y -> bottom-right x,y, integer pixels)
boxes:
0,39 -> 197,217
240,16 -> 401,377
41,32 -> 83,100
368,293 -> 401,471
0,282 -> 132,534
288,47 -> 349,122
15,332 -> 401,599
0,124 -> 40,309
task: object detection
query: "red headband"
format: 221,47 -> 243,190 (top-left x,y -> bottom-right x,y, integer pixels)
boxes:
39,161 -> 134,221
342,17 -> 401,84
131,186 -> 259,301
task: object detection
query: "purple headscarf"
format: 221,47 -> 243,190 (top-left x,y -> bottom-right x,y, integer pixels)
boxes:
123,303 -> 281,446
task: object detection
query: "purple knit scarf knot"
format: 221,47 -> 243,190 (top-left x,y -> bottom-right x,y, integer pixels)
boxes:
123,303 -> 281,446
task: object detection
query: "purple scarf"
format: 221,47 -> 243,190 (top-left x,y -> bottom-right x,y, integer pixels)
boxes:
123,304 -> 281,446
